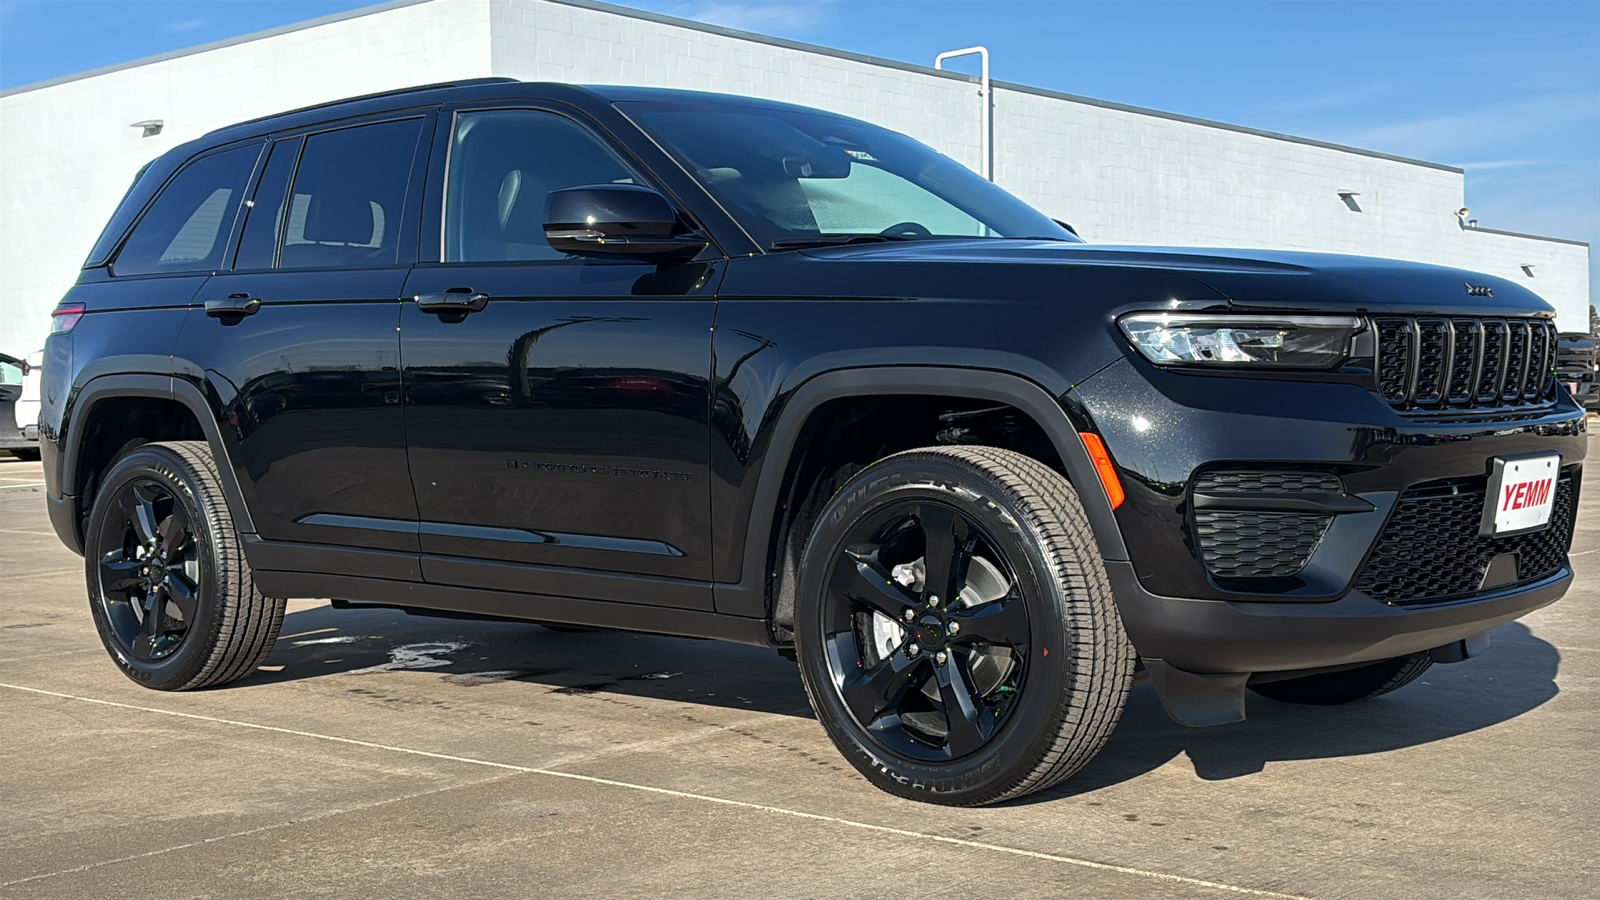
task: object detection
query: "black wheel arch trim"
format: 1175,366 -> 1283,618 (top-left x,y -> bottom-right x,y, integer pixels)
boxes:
712,365 -> 1129,620
55,373 -> 255,554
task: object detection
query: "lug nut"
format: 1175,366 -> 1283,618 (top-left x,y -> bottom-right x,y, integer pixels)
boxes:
903,608 -> 916,623
935,651 -> 948,664
947,621 -> 960,635
928,594 -> 940,608
907,643 -> 920,656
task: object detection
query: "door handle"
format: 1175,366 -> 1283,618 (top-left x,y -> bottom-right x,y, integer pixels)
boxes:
415,288 -> 489,316
205,293 -> 260,319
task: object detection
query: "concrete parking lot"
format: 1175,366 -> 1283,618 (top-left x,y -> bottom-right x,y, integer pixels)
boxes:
2,440 -> 1596,899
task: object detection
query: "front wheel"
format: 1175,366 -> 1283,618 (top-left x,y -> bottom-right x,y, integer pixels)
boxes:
794,446 -> 1134,806
84,441 -> 285,691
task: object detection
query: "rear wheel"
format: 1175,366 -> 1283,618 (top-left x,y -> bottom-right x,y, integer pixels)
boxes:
794,446 -> 1133,805
1249,653 -> 1434,706
85,441 -> 284,691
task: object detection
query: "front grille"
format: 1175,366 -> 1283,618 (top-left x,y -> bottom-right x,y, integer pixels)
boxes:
1446,319 -> 1479,403
1375,316 -> 1556,411
1377,320 -> 1413,403
1191,469 -> 1341,579
1413,319 -> 1449,403
1502,320 -> 1529,401
1355,476 -> 1576,605
1478,323 -> 1505,402
1195,511 -> 1331,579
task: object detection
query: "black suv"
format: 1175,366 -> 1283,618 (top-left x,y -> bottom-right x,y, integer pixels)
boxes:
41,80 -> 1586,805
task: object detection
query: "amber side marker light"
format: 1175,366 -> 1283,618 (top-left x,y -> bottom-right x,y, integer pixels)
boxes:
1078,432 -> 1124,510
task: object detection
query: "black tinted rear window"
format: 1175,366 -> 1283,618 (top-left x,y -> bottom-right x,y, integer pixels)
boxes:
278,118 -> 423,270
113,145 -> 261,276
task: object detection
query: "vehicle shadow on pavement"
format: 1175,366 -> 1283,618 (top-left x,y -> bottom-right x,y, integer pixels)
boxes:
247,602 -> 817,719
1021,620 -> 1560,804
249,606 -> 1559,798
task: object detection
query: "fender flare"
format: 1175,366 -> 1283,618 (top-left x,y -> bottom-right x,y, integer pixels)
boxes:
713,365 -> 1128,620
60,374 -> 255,550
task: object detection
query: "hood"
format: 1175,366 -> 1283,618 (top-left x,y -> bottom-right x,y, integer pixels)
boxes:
799,240 -> 1555,318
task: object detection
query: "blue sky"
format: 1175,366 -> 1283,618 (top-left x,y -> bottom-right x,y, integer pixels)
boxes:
2,0 -> 1596,305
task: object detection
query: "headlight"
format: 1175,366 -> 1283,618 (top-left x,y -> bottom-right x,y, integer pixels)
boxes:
1117,313 -> 1363,368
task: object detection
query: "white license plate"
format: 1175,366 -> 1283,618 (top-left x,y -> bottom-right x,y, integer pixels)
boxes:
1481,454 -> 1561,536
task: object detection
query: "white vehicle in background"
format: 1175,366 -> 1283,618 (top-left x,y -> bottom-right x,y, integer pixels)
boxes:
1,350 -> 42,461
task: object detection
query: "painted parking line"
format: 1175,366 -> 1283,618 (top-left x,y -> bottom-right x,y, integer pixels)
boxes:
1,775 -> 520,888
0,681 -> 1308,899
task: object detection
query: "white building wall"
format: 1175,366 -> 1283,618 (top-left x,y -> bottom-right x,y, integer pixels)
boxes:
1,0 -> 1589,359
0,0 -> 489,356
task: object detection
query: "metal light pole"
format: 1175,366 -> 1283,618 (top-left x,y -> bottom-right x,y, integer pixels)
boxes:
934,46 -> 991,181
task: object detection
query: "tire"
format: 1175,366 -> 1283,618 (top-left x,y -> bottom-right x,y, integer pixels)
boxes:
84,441 -> 285,691
8,448 -> 40,461
1249,653 -> 1433,706
794,446 -> 1134,806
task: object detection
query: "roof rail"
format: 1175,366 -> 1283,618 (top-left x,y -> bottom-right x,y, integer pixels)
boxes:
224,77 -> 521,130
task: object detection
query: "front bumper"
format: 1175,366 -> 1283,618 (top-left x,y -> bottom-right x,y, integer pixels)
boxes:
1067,355 -> 1585,677
1109,560 -> 1568,674
1072,357 -> 1588,603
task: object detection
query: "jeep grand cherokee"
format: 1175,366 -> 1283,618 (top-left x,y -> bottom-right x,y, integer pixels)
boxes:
40,80 -> 1585,805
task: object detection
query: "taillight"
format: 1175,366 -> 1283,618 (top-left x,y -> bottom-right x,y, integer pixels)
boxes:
50,302 -> 85,334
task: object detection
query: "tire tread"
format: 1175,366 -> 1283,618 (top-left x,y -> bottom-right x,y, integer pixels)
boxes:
944,447 -> 1133,803
157,440 -> 285,690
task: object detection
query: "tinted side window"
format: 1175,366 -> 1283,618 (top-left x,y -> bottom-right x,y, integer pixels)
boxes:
233,137 -> 302,271
279,118 -> 423,270
444,110 -> 643,263
114,145 -> 261,276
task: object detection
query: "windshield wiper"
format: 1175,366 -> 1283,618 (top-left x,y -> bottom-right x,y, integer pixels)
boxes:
768,234 -> 917,251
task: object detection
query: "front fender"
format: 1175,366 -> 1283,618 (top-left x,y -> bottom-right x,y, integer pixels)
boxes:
712,365 -> 1129,619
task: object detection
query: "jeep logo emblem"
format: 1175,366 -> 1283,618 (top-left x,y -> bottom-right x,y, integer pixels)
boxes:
1465,282 -> 1493,297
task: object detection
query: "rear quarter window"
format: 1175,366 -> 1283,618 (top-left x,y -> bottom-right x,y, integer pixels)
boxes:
113,144 -> 262,277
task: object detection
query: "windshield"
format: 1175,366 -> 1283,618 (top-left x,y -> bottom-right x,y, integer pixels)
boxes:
619,100 -> 1078,250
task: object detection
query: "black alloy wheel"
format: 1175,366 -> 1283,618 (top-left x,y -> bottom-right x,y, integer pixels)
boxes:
85,441 -> 285,690
822,501 -> 1030,761
795,446 -> 1134,806
94,478 -> 202,662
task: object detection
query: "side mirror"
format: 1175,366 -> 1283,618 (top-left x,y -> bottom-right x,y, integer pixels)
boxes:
544,184 -> 708,262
